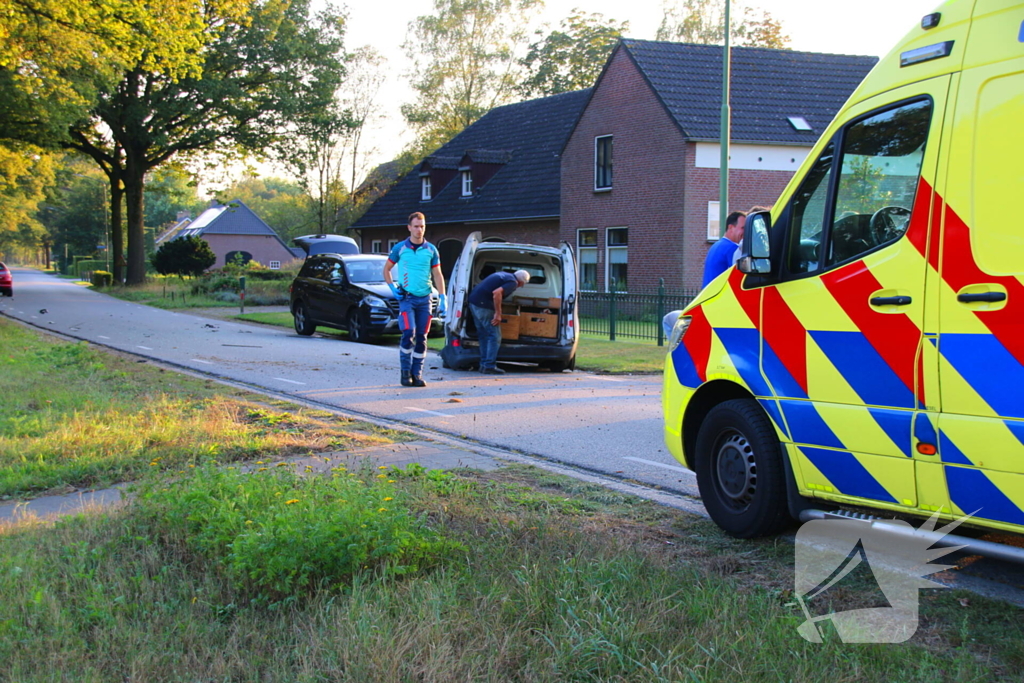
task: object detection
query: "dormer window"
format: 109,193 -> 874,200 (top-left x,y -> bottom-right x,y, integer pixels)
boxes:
461,170 -> 473,197
421,175 -> 432,201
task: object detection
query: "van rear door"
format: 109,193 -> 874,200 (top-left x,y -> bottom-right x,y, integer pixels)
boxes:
560,241 -> 577,343
448,231 -> 480,336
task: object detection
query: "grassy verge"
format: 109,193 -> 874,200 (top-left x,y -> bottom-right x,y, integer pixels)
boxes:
100,275 -> 291,309
1,319 -> 1022,680
0,319 -> 401,500
235,311 -> 669,374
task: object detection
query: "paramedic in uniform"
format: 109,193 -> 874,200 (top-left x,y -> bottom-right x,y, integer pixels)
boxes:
468,269 -> 530,375
383,212 -> 446,387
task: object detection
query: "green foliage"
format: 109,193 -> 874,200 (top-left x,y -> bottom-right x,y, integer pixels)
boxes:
656,0 -> 791,49
144,164 -> 202,229
150,236 -> 216,279
133,463 -> 462,602
519,11 -> 629,97
0,142 -> 55,257
402,0 -> 542,152
214,177 -> 314,244
90,270 -> 113,287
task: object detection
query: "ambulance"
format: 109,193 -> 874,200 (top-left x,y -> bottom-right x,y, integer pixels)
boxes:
663,0 -> 1024,539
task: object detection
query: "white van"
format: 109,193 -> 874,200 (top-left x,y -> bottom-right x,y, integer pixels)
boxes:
441,232 -> 579,372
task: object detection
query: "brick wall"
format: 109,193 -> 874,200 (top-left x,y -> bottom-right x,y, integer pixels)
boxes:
560,46 -> 797,292
202,234 -> 299,270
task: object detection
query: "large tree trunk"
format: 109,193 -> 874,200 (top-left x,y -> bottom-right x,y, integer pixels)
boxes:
124,164 -> 147,286
109,177 -> 124,283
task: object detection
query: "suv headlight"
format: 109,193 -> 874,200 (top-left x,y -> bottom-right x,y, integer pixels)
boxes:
667,315 -> 691,352
362,295 -> 387,308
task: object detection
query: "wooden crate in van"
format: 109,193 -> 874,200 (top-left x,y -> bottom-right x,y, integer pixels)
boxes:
499,303 -> 520,340
521,312 -> 558,338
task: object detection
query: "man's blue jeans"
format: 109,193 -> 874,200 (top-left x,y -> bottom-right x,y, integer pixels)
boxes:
470,303 -> 501,370
399,294 -> 431,378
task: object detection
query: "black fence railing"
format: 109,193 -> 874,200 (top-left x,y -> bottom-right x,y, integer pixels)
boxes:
577,280 -> 700,345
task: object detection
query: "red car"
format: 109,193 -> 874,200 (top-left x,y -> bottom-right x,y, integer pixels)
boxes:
0,262 -> 12,297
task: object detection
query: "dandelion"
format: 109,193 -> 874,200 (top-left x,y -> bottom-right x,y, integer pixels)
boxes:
378,507 -> 387,512
188,464 -> 195,468
378,465 -> 388,470
277,462 -> 288,467
387,479 -> 395,483
383,497 -> 393,502
245,520 -> 253,525
376,474 -> 386,479
257,467 -> 268,472
256,461 -> 264,465
285,499 -> 299,505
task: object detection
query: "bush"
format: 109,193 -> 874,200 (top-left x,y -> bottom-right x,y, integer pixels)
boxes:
90,270 -> 113,287
151,236 -> 217,278
132,463 -> 462,603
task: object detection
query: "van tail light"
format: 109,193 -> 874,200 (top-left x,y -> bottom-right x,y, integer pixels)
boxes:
456,310 -> 461,318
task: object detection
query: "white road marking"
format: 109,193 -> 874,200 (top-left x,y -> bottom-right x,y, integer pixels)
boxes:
137,345 -> 153,350
190,359 -> 213,365
273,378 -> 306,385
622,456 -> 689,473
405,407 -> 452,418
98,335 -> 111,340
593,376 -> 625,382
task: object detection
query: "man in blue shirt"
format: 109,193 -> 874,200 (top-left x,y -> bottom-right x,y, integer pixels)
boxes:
701,211 -> 747,288
383,212 -> 446,387
467,269 -> 530,374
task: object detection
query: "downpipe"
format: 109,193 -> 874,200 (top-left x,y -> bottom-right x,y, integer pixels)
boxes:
800,509 -> 1024,566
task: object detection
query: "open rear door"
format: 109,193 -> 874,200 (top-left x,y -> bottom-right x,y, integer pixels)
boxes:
560,241 -> 577,343
448,231 -> 480,336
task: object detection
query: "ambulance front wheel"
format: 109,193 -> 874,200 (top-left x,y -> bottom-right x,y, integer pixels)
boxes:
695,399 -> 791,539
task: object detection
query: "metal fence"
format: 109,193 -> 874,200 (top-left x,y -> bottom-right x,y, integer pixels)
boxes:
578,280 -> 700,345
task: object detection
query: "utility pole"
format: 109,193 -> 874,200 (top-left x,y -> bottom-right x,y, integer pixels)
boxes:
719,0 -> 732,237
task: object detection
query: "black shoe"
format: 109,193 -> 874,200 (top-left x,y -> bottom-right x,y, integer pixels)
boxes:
411,376 -> 427,387
401,372 -> 413,387
480,367 -> 505,375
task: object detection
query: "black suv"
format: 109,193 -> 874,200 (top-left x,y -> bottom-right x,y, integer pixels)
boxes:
289,254 -> 439,343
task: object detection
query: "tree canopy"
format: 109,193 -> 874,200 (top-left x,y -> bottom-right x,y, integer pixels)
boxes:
519,11 -> 629,98
657,0 -> 790,49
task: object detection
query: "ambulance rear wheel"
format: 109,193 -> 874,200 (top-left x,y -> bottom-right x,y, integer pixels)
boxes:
695,399 -> 790,538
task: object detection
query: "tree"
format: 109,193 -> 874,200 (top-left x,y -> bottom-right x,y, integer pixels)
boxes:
402,0 -> 542,153
281,105 -> 354,235
62,0 -> 347,285
519,10 -> 629,98
656,0 -> 790,49
0,142 -> 55,260
215,176 -> 315,244
145,165 -> 203,230
338,47 -> 388,211
150,236 -> 216,279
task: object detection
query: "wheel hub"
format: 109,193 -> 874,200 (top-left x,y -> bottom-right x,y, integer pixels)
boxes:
715,433 -> 756,506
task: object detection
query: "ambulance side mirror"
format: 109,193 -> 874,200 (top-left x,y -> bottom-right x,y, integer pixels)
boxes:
737,211 -> 772,274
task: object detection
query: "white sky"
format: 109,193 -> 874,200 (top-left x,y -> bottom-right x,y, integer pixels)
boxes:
257,0 -> 943,188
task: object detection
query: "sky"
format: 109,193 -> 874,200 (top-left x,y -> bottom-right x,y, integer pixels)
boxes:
262,0 -> 944,189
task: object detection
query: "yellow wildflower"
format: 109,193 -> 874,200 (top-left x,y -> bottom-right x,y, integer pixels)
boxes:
383,497 -> 393,502
257,467 -> 268,472
285,499 -> 299,505
378,507 -> 387,512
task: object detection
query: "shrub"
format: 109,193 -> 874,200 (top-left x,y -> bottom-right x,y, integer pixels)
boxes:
132,463 -> 462,603
90,270 -> 113,287
151,236 -> 217,278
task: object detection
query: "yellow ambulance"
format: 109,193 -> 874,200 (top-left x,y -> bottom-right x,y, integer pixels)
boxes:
663,0 -> 1024,538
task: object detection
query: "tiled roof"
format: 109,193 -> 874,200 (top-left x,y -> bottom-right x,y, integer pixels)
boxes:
176,200 -> 292,253
353,89 -> 591,229
621,39 -> 878,144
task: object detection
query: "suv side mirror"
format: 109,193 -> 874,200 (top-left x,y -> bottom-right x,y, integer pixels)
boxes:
330,277 -> 344,286
737,211 -> 772,274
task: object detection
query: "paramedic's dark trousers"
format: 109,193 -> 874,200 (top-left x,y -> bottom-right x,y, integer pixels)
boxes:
399,294 -> 431,378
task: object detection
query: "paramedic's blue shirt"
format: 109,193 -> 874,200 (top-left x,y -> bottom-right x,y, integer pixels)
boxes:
469,272 -> 518,309
702,237 -> 739,288
388,239 -> 440,297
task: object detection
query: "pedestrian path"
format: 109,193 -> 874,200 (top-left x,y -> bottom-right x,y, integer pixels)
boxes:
0,441 -> 503,524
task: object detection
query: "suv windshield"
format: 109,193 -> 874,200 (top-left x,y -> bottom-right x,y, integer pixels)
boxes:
345,259 -> 385,284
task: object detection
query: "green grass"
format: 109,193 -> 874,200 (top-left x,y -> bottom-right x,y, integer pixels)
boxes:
0,319 -> 400,499
235,311 -> 669,374
100,274 -> 292,309
2,321 -> 1023,680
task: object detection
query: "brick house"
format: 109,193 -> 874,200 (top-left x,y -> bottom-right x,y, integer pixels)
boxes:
170,200 -> 301,270
561,40 -> 877,292
351,89 -> 590,282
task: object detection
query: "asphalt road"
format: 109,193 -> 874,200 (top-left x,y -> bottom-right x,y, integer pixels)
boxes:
0,268 -> 700,500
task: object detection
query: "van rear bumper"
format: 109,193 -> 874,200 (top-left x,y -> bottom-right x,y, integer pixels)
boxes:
441,338 -> 576,369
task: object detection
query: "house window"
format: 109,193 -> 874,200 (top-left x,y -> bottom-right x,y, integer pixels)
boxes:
606,227 -> 627,291
371,240 -> 382,254
577,229 -> 598,291
461,170 -> 473,196
269,261 -> 281,270
595,135 -> 613,191
421,176 -> 432,201
707,201 -> 721,241
388,239 -> 399,251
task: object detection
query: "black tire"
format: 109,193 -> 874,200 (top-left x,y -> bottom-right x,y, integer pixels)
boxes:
694,398 -> 790,538
347,308 -> 376,343
293,301 -> 315,336
543,360 -> 567,373
1,287 -> 11,297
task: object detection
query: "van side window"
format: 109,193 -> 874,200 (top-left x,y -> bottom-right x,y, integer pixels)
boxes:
786,140 -> 834,275
826,99 -> 931,266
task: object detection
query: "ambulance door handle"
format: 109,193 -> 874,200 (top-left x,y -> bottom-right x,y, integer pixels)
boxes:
870,295 -> 912,306
958,292 -> 1005,303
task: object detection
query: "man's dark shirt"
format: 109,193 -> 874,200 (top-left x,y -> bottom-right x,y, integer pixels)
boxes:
468,272 -> 518,309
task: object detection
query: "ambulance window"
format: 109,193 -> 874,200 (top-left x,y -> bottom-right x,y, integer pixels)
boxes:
826,99 -> 931,266
786,140 -> 834,275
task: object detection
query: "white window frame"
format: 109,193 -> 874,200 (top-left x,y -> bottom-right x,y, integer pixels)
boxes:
594,135 -> 613,191
371,239 -> 382,254
268,260 -> 281,270
388,239 -> 399,251
461,170 -> 473,197
707,201 -> 721,241
604,226 -> 628,292
577,228 -> 598,291
421,176 -> 432,201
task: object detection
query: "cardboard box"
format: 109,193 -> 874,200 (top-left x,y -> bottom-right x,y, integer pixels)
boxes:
499,303 -> 520,340
521,313 -> 558,339
547,297 -> 562,310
